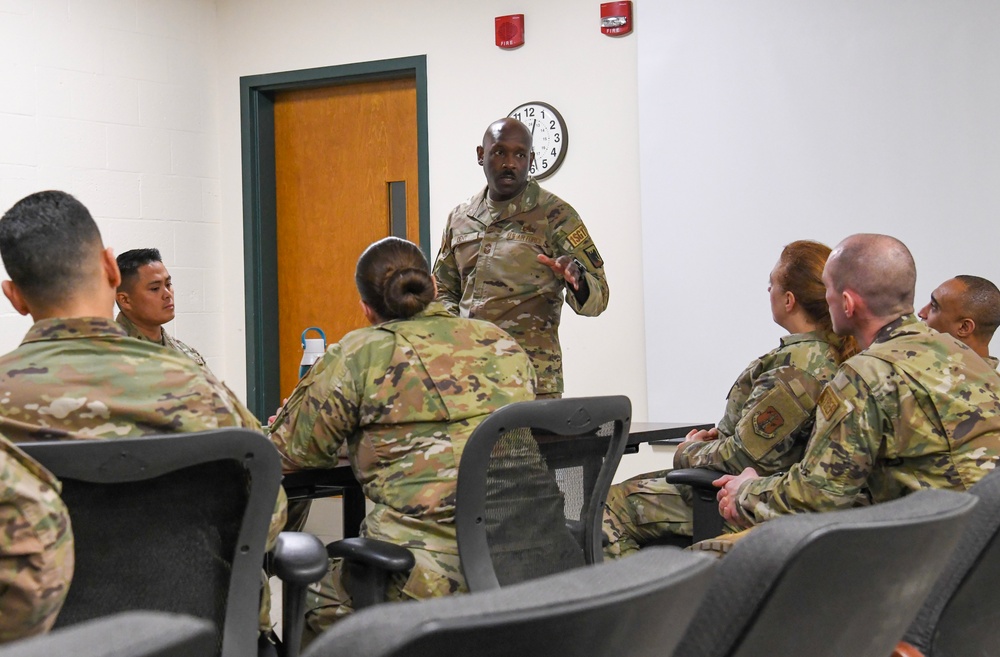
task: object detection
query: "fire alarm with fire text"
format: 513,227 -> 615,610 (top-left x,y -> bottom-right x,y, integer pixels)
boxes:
495,14 -> 525,49
601,1 -> 633,36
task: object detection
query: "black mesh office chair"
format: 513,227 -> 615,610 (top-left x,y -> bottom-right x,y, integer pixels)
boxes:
21,429 -> 326,657
301,546 -> 714,657
455,395 -> 631,590
892,468 -> 1000,657
323,395 -> 631,606
673,489 -> 977,657
0,611 -> 216,657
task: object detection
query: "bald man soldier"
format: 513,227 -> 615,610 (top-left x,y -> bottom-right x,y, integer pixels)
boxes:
919,275 -> 1000,369
432,118 -> 609,398
715,234 -> 1000,531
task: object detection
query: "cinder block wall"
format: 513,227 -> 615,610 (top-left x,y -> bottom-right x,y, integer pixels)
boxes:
0,0 -> 228,379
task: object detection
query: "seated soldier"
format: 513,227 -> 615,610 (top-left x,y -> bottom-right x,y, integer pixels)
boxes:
0,432 -> 73,643
717,234 -> 1000,533
0,190 -> 285,638
269,237 -> 535,639
115,248 -> 208,368
918,275 -> 1000,369
603,241 -> 855,556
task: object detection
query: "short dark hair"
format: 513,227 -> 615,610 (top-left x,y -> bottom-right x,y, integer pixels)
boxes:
117,248 -> 163,292
355,237 -> 434,321
0,190 -> 103,307
956,275 -> 1000,340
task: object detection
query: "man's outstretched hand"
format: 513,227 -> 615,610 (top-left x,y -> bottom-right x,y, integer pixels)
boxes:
537,254 -> 580,289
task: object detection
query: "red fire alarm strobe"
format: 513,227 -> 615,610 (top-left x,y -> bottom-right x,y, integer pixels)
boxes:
496,14 -> 524,49
601,1 -> 633,36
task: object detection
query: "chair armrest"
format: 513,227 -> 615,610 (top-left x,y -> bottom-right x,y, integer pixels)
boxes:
273,533 -> 328,657
665,468 -> 726,543
273,532 -> 328,586
326,537 -> 416,573
892,642 -> 926,657
665,468 -> 725,490
324,537 -> 416,610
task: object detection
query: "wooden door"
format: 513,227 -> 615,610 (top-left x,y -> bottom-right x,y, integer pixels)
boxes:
273,78 -> 419,400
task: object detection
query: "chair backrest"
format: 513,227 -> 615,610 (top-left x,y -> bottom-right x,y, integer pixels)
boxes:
0,611 -> 216,657
21,429 -> 281,657
455,395 -> 631,590
301,545 -> 714,657
900,468 -> 1000,656
674,489 -> 977,657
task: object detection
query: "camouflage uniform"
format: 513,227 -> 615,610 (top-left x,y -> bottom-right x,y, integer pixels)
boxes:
0,433 -> 74,642
0,317 -> 286,630
116,311 -> 208,368
604,331 -> 842,557
433,178 -> 609,396
268,301 -> 535,632
734,315 -> 1000,526
985,355 -> 999,370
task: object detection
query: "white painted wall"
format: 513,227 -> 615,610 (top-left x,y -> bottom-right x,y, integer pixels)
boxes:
0,0 -> 227,376
640,1 -> 1000,426
213,0 -> 649,421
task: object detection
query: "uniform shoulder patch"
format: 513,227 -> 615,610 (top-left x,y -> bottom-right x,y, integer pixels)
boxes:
584,245 -> 604,268
817,385 -> 842,421
752,405 -> 785,439
567,225 -> 589,248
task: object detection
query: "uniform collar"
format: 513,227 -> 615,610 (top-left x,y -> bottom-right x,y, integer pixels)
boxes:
116,311 -> 167,345
468,178 -> 541,225
779,329 -> 836,347
21,316 -> 129,345
377,301 -> 453,327
871,314 -> 924,345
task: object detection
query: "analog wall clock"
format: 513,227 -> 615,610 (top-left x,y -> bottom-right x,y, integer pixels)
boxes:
507,101 -> 568,179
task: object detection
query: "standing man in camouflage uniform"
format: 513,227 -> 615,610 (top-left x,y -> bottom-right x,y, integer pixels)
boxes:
270,237 -> 535,636
717,234 -> 1000,528
115,248 -> 208,369
918,275 -> 1000,369
0,432 -> 74,642
433,118 -> 609,398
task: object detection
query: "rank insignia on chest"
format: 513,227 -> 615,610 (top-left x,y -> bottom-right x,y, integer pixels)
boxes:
818,386 -> 841,421
752,405 -> 784,438
567,225 -> 589,248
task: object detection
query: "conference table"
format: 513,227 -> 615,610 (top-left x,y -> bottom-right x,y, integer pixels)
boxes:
281,420 -> 713,539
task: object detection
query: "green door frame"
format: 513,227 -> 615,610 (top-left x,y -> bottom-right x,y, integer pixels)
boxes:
239,55 -> 430,418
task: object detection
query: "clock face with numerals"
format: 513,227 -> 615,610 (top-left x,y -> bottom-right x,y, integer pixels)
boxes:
507,101 -> 568,180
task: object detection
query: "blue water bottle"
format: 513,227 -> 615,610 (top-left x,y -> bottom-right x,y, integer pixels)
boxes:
299,327 -> 327,378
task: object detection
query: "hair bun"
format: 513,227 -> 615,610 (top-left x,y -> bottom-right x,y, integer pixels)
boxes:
383,267 -> 434,318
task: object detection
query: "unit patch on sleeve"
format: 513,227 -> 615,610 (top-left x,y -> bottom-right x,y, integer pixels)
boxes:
752,406 -> 785,439
584,245 -> 604,269
566,225 -> 589,248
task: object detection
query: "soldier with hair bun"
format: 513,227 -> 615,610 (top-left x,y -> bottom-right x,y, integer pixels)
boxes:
269,236 -> 535,637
